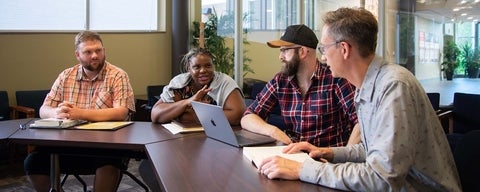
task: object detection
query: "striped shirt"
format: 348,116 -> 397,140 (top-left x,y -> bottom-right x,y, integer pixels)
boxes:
245,62 -> 357,147
44,62 -> 135,115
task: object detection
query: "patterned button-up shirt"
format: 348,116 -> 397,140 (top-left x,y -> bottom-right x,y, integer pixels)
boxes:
245,61 -> 357,147
44,62 -> 135,117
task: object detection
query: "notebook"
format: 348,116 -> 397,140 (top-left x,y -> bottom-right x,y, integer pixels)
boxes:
29,118 -> 88,129
30,118 -> 133,131
190,101 -> 276,147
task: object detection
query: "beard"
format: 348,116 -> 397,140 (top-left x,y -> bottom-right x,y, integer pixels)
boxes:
80,56 -> 106,72
280,52 -> 300,76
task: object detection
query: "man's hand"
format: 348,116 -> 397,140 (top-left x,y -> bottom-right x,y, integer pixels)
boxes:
257,156 -> 302,180
269,128 -> 292,145
283,142 -> 334,162
55,102 -> 74,119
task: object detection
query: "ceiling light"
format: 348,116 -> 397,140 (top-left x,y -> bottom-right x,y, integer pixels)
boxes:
467,17 -> 473,19
461,13 -> 467,16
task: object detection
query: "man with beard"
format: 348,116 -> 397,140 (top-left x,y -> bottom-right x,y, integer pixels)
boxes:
24,31 -> 135,192
241,24 -> 359,147
255,8 -> 461,191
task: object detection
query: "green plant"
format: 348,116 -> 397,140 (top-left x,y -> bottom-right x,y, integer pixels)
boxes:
191,9 -> 254,78
441,40 -> 459,80
459,43 -> 480,78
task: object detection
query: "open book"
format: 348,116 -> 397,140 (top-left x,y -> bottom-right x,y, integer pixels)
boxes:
243,146 -> 312,167
162,120 -> 203,134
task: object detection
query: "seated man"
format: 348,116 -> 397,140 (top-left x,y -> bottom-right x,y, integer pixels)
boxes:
241,24 -> 360,147
24,30 -> 135,192
257,8 -> 461,191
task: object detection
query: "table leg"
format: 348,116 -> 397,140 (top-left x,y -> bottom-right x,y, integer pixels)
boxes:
49,154 -> 60,192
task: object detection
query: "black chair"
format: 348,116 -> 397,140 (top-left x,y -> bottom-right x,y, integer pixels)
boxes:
452,130 -> 480,192
246,82 -> 285,129
142,85 -> 165,111
61,159 -> 149,192
441,93 -> 480,152
0,90 -> 36,120
440,92 -> 480,134
0,91 -> 11,121
15,90 -> 50,118
426,92 -> 440,112
250,82 -> 266,100
134,85 -> 165,122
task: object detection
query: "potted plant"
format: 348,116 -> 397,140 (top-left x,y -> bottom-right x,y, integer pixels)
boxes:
441,41 -> 459,80
459,43 -> 480,78
191,8 -> 254,78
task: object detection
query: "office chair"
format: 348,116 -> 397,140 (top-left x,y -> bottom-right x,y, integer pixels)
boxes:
0,91 -> 11,121
441,92 -> 480,152
146,85 -> 165,109
247,82 -> 285,129
61,158 -> 149,192
426,92 -> 440,112
15,89 -> 50,118
134,85 -> 164,122
0,90 -> 36,120
440,92 -> 480,134
452,130 -> 480,192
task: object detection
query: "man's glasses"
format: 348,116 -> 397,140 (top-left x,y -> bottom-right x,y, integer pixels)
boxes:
279,46 -> 301,54
317,41 -> 341,55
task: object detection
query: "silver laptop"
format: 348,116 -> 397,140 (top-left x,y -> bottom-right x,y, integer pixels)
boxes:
190,101 -> 276,147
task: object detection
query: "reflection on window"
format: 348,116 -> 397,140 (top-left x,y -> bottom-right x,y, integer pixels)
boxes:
203,0 -> 299,30
246,0 -> 298,30
202,0 -> 362,31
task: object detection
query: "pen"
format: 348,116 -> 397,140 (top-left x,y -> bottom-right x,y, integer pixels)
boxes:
20,118 -> 34,130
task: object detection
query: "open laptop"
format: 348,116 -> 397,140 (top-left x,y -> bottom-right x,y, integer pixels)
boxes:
190,101 -> 276,147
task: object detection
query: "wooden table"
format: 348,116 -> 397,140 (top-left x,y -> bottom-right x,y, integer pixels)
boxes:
145,134 -> 341,192
0,118 -> 30,139
9,121 -> 194,192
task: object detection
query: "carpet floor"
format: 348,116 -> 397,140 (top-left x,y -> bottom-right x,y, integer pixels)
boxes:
0,159 -> 150,192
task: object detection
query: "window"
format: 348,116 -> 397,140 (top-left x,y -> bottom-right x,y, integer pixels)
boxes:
202,0 -> 360,31
244,0 -> 299,30
0,0 -> 164,32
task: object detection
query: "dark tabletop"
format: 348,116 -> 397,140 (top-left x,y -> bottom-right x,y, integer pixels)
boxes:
145,134 -> 342,192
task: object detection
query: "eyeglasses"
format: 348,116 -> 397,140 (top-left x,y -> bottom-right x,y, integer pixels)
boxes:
317,41 -> 341,55
279,46 -> 302,54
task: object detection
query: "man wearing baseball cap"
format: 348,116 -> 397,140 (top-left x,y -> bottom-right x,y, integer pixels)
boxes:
241,24 -> 360,148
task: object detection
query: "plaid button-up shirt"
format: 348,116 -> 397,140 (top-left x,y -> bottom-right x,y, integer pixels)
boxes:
245,62 -> 357,147
44,62 -> 135,117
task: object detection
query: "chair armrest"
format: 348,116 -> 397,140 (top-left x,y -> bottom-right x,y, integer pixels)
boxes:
10,105 -> 35,119
438,110 -> 453,134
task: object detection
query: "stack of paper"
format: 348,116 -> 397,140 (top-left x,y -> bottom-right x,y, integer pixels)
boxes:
31,118 -> 87,128
243,146 -> 312,167
162,121 -> 203,134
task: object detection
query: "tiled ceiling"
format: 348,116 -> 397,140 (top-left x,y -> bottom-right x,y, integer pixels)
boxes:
415,0 -> 480,23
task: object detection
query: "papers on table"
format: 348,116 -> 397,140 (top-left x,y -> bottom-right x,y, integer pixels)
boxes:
162,122 -> 203,134
30,118 -> 133,131
243,146 -> 312,167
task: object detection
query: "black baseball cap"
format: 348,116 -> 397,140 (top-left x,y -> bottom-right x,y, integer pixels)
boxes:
267,24 -> 318,49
